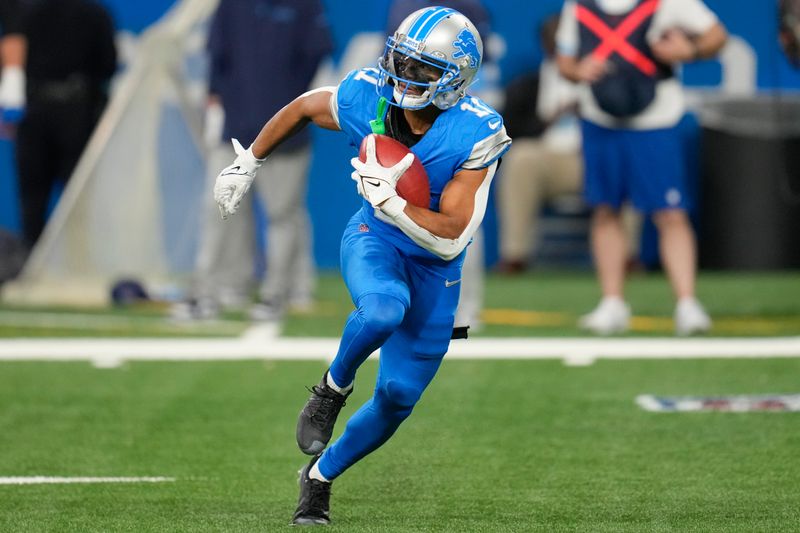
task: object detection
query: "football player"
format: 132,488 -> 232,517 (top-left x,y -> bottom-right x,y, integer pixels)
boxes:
213,6 -> 511,525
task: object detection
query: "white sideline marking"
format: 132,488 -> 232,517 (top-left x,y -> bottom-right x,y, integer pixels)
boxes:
0,337 -> 799,364
240,322 -> 281,340
0,476 -> 175,485
91,357 -> 124,369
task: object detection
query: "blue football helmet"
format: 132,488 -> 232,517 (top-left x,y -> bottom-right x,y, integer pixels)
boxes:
377,6 -> 483,110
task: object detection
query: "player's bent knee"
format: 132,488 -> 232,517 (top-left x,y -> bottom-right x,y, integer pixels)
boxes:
379,379 -> 422,411
358,294 -> 406,335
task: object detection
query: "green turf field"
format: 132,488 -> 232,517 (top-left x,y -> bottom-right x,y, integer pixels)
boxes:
1,271 -> 798,530
0,271 -> 798,338
283,271 -> 800,337
1,359 -> 799,532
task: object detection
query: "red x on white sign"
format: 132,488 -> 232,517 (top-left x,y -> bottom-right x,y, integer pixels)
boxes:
576,0 -> 660,76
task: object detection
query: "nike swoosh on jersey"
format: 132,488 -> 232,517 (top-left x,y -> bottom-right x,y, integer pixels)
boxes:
364,179 -> 382,187
488,120 -> 501,130
445,278 -> 461,287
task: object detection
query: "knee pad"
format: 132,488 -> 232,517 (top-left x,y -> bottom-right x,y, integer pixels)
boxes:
358,293 -> 405,336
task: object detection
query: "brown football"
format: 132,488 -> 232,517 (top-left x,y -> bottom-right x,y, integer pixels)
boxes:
358,134 -> 430,208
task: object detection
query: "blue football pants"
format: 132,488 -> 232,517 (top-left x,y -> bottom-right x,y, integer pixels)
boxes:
317,214 -> 462,480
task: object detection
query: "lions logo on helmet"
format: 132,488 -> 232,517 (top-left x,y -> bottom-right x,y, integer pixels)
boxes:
377,6 -> 483,110
452,28 -> 480,70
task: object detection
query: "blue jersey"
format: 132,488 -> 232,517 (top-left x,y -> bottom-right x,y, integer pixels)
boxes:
333,67 -> 511,262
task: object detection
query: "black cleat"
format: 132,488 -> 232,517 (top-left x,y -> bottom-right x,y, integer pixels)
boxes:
296,373 -> 351,455
291,454 -> 332,526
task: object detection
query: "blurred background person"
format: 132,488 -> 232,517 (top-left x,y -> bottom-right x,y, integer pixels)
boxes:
0,0 -> 30,282
779,0 -> 800,66
556,0 -> 727,335
172,0 -> 332,322
496,14 -> 583,275
497,13 -> 641,276
387,0 -> 492,332
14,0 -> 116,253
0,0 -> 28,126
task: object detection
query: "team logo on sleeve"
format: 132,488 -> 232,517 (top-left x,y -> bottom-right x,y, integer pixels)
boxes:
452,29 -> 480,69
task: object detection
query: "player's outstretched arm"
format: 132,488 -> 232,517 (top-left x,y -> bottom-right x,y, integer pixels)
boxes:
380,163 -> 497,261
214,87 -> 339,218
251,87 -> 340,159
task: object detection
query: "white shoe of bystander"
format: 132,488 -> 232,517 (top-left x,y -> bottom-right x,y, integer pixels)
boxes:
674,297 -> 712,336
579,297 -> 631,335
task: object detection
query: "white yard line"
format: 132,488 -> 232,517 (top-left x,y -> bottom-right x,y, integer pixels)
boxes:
0,476 -> 175,485
0,337 -> 799,365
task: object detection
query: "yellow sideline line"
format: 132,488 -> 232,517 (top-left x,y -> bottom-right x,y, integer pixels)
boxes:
0,308 -> 796,335
482,309 -> 568,326
482,308 -> 799,335
0,310 -> 244,334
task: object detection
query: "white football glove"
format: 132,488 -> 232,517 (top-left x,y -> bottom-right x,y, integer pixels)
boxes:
213,138 -> 264,219
350,135 -> 414,208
